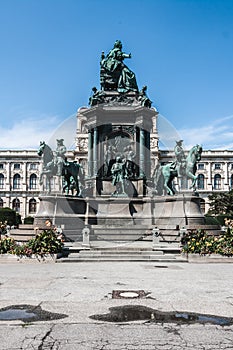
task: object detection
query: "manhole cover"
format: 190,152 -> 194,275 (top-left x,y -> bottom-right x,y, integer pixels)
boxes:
112,290 -> 148,299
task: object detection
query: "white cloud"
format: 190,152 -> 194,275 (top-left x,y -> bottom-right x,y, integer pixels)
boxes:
158,113 -> 233,150
178,115 -> 233,150
1,111 -> 233,152
0,113 -> 77,150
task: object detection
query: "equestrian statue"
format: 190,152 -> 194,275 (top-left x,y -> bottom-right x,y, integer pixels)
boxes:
153,143 -> 203,195
37,140 -> 85,196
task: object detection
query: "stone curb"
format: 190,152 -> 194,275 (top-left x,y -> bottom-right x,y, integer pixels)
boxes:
185,253 -> 233,263
0,253 -> 58,263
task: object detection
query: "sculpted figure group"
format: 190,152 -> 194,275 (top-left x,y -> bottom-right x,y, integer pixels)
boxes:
38,137 -> 202,198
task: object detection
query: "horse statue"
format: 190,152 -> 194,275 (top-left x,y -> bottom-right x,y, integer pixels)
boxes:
153,144 -> 203,195
38,141 -> 57,193
37,141 -> 85,196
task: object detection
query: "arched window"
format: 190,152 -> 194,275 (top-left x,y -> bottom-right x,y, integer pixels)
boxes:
12,198 -> 20,212
214,174 -> 221,190
0,198 -> 3,208
0,174 -> 4,189
197,174 -> 205,190
29,198 -> 37,213
13,174 -> 21,189
29,174 -> 37,190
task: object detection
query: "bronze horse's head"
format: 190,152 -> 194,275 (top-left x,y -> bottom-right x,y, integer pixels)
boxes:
195,144 -> 203,161
37,141 -> 46,156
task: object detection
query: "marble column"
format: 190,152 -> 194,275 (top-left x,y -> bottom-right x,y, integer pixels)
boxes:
139,128 -> 145,177
93,127 -> 98,176
144,130 -> 151,178
88,131 -> 93,177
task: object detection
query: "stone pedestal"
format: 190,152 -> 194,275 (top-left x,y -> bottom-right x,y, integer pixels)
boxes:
34,195 -> 96,241
34,193 -> 206,242
152,194 -> 205,228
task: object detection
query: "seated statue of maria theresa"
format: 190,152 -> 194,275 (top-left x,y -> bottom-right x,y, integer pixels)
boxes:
100,40 -> 138,93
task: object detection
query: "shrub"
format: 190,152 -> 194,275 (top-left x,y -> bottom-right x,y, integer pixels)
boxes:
0,227 -> 64,257
0,236 -> 16,254
26,229 -> 64,256
0,208 -> 17,226
24,216 -> 34,224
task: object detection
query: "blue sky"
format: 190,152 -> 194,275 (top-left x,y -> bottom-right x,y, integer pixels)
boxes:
0,0 -> 233,150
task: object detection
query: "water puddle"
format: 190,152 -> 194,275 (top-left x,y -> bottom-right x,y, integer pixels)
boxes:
0,304 -> 68,323
90,305 -> 233,326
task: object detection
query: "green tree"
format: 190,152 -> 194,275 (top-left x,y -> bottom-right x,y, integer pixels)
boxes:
208,190 -> 233,216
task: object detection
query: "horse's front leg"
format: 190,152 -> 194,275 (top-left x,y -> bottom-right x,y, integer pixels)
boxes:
63,177 -> 70,195
164,178 -> 174,195
75,179 -> 80,197
186,168 -> 197,189
39,172 -> 44,185
190,175 -> 197,189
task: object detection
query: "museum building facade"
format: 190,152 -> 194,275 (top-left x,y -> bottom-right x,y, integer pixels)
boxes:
0,113 -> 233,220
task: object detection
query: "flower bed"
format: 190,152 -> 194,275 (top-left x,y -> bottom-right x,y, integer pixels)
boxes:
0,225 -> 64,258
182,220 -> 233,256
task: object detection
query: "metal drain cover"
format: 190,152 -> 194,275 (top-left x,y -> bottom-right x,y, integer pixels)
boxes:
112,290 -> 148,299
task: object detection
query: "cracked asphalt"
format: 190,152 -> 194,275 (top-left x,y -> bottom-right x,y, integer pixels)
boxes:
0,261 -> 233,349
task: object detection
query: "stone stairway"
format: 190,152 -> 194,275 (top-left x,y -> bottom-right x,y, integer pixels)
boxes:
57,241 -> 187,263
8,224 -> 36,243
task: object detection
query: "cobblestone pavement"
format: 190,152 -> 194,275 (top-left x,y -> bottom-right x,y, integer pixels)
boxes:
0,261 -> 233,349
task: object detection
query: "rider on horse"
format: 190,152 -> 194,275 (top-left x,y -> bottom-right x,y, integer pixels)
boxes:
55,139 -> 67,176
172,140 -> 186,177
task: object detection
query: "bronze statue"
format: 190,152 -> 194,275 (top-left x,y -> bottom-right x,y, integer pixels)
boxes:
123,144 -> 137,178
104,144 -> 116,177
153,144 -> 203,195
89,87 -> 105,106
111,156 -> 127,196
138,86 -> 152,108
173,140 -> 186,176
38,141 -> 85,196
55,139 -> 67,176
100,40 -> 138,93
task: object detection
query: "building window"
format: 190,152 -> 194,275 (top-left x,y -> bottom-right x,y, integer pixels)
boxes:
13,174 -> 21,189
0,164 -> 4,169
29,174 -> 37,189
213,174 -> 221,190
45,178 -> 54,191
30,163 -> 38,170
214,163 -> 221,170
197,174 -> 205,190
230,174 -> 233,189
198,163 -> 204,170
14,163 -> 20,169
12,198 -> 20,212
0,198 -> 3,208
0,174 -> 4,189
29,198 -> 37,213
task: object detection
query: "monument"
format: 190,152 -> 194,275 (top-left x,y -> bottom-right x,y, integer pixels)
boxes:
34,40 -> 205,242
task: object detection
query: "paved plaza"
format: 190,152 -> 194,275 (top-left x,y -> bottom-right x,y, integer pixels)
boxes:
0,260 -> 233,349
